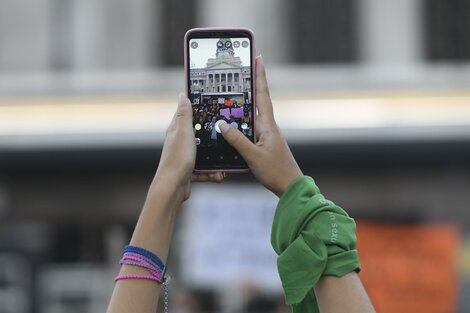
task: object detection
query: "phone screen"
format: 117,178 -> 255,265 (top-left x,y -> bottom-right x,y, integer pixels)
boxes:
186,30 -> 254,171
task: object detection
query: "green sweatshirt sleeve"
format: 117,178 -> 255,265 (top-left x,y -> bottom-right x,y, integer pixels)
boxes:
271,176 -> 361,313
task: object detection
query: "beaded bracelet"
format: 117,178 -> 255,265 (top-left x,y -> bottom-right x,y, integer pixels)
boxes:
123,245 -> 165,269
115,245 -> 169,285
119,255 -> 163,280
114,245 -> 171,313
121,252 -> 163,274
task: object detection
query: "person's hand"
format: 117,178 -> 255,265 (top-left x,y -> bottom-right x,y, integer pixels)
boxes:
153,94 -> 224,202
219,56 -> 303,197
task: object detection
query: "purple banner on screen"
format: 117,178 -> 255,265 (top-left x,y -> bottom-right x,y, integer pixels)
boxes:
219,108 -> 244,119
219,108 -> 230,119
231,108 -> 244,118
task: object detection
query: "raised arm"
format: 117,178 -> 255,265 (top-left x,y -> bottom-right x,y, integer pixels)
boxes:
220,56 -> 376,313
314,272 -> 375,313
106,94 -> 223,313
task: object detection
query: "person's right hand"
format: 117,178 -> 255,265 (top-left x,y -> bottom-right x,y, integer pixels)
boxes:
219,56 -> 303,197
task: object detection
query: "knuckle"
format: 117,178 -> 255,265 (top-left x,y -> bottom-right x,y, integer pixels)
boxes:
176,110 -> 185,120
175,107 -> 189,122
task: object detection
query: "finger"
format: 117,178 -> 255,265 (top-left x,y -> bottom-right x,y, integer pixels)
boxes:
219,121 -> 258,162
208,172 -> 224,183
168,93 -> 192,133
255,56 -> 274,119
191,172 -> 224,183
175,93 -> 192,125
191,173 -> 208,182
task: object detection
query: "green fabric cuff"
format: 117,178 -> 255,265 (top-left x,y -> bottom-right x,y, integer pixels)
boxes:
277,233 -> 327,305
324,250 -> 361,276
271,176 -> 361,313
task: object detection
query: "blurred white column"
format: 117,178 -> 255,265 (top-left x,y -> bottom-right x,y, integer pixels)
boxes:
358,0 -> 422,66
0,0 -> 51,71
99,0 -> 160,69
72,0 -> 105,70
196,0 -> 289,64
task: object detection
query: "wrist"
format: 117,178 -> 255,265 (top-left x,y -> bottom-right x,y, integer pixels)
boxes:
275,170 -> 303,198
148,173 -> 186,209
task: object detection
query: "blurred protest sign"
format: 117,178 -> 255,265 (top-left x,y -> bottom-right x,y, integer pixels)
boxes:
356,221 -> 460,313
180,184 -> 280,289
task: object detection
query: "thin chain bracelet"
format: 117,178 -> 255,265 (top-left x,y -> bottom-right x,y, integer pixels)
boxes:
162,274 -> 170,313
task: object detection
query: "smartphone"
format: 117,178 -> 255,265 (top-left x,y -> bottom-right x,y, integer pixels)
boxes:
184,27 -> 256,172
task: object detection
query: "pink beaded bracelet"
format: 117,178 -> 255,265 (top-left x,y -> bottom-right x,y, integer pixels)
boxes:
114,273 -> 161,282
114,247 -> 167,284
114,246 -> 171,313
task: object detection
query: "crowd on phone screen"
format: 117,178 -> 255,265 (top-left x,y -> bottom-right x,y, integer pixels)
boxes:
192,100 -> 252,147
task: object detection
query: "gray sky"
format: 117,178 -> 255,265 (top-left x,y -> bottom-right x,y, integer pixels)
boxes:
189,38 -> 251,69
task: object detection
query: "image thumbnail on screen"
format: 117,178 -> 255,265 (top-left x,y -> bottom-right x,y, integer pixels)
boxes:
189,37 -> 253,148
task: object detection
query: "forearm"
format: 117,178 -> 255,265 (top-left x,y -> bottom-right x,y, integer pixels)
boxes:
271,176 -> 372,313
106,174 -> 184,313
314,272 -> 375,313
130,175 -> 183,258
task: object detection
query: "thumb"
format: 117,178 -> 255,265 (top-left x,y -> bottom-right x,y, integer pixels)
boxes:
219,121 -> 258,161
168,93 -> 192,133
176,93 -> 192,119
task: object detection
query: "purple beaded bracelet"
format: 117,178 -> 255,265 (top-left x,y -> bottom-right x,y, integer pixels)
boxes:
114,246 -> 167,284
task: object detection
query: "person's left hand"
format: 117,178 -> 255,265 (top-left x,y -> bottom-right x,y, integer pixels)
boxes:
153,93 -> 224,202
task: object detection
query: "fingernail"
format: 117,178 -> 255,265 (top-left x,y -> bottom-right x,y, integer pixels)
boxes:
218,120 -> 229,132
256,55 -> 264,68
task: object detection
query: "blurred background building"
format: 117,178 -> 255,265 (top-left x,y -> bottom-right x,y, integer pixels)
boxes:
0,0 -> 470,312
